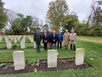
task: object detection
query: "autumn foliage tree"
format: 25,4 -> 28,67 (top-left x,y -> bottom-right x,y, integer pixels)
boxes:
46,0 -> 69,32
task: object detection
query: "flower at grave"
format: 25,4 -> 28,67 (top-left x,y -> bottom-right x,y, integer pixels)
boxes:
32,64 -> 35,66
37,60 -> 40,63
34,68 -> 37,72
90,58 -> 94,60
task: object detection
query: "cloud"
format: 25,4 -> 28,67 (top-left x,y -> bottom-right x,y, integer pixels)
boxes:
3,0 -> 93,22
68,0 -> 92,21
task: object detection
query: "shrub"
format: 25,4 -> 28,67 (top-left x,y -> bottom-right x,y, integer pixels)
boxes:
89,26 -> 102,36
74,23 -> 88,36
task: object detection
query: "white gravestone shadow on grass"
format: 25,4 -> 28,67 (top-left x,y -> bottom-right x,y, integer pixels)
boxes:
75,48 -> 85,65
8,36 -> 14,41
47,50 -> 58,68
13,51 -> 25,70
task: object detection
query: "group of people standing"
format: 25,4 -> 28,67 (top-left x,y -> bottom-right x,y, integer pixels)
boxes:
34,28 -> 77,53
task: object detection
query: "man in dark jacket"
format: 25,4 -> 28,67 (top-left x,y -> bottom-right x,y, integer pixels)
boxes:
42,30 -> 48,51
52,30 -> 58,49
34,28 -> 42,53
48,30 -> 53,49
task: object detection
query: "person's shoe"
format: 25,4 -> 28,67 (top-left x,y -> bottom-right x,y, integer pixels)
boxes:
65,48 -> 68,50
60,47 -> 62,49
44,49 -> 47,51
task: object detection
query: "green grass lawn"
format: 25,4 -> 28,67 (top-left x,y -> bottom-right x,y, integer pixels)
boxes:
77,36 -> 102,43
77,36 -> 102,41
0,36 -> 102,77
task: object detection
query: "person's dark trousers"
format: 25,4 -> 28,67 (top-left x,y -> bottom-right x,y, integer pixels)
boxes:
44,43 -> 47,51
48,42 -> 52,49
70,44 -> 76,51
57,42 -> 62,49
52,43 -> 56,49
36,42 -> 40,53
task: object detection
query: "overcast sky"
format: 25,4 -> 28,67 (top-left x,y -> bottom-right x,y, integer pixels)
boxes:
3,0 -> 93,22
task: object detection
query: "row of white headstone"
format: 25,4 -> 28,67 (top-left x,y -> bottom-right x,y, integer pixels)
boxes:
13,48 -> 85,70
7,36 -> 33,43
47,48 -> 85,68
0,36 -> 36,49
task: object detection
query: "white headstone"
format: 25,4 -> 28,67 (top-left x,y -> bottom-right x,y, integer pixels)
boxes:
6,41 -> 12,49
20,40 -> 25,49
75,48 -> 85,65
0,36 -> 2,42
28,36 -> 34,43
47,50 -> 58,68
22,36 -> 26,42
34,42 -> 36,48
5,37 -> 12,49
20,36 -> 26,49
13,51 -> 25,70
14,36 -> 17,43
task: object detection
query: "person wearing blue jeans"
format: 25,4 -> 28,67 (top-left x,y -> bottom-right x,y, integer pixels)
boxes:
36,42 -> 41,53
34,28 -> 42,53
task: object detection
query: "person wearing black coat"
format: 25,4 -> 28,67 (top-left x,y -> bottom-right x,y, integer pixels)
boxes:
42,30 -> 48,51
34,28 -> 42,53
52,30 -> 58,49
48,30 -> 53,49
